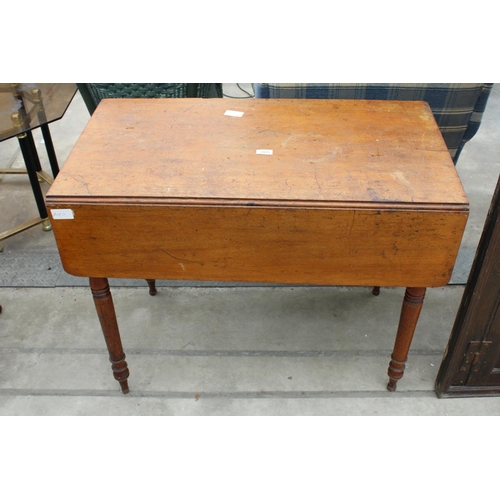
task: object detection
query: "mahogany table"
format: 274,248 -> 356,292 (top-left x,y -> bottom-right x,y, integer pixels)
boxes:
46,98 -> 469,393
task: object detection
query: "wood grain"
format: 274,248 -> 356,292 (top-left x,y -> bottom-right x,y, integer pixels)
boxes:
387,287 -> 426,391
47,98 -> 468,207
89,277 -> 129,393
49,203 -> 467,287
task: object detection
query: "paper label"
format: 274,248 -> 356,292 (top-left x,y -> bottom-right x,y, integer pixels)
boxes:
256,149 -> 273,155
224,110 -> 244,117
51,209 -> 74,220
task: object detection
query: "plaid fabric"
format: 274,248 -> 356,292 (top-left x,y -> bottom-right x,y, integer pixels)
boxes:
253,83 -> 494,162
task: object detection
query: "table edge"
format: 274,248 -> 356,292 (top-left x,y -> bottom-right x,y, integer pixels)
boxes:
46,196 -> 469,212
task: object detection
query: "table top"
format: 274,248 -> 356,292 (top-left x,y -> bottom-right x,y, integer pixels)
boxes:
0,83 -> 77,141
48,98 -> 468,211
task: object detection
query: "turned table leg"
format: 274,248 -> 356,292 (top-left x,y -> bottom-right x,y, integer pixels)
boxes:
89,277 -> 130,394
146,279 -> 157,296
387,287 -> 426,391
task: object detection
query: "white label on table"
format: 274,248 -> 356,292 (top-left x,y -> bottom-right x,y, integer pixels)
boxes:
256,149 -> 273,155
224,110 -> 244,117
51,209 -> 75,220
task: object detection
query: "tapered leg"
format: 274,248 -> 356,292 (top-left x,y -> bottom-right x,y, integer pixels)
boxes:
89,277 -> 130,393
387,287 -> 426,391
146,279 -> 157,296
372,286 -> 380,296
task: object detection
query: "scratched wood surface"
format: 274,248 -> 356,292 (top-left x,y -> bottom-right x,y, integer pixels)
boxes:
47,98 -> 469,286
48,203 -> 468,286
47,98 -> 468,207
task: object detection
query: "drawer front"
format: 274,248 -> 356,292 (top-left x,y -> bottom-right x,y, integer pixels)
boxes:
48,204 -> 467,287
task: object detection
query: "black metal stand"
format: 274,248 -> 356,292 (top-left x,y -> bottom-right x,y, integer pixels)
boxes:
40,123 -> 60,177
0,128 -> 56,251
17,130 -> 49,220
0,83 -> 75,251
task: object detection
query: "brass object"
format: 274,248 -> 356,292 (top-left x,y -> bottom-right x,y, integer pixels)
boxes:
42,218 -> 52,231
35,170 -> 54,185
11,112 -> 21,124
0,216 -> 51,249
0,168 -> 53,184
31,88 -> 42,103
11,112 -> 25,131
0,167 -> 30,175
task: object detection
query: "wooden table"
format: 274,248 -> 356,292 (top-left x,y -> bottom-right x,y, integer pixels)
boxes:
46,98 -> 469,393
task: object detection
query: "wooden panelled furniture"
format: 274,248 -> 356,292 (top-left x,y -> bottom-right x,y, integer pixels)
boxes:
46,98 -> 469,393
436,175 -> 500,396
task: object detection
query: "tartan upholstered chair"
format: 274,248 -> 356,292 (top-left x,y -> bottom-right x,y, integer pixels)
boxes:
253,83 -> 493,163
77,83 -> 223,115
76,83 -> 223,295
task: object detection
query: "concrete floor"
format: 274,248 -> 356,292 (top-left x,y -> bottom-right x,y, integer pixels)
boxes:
1,83 -> 500,415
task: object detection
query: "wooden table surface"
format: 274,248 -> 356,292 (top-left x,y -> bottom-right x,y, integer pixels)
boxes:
46,98 -> 469,393
49,98 -> 466,205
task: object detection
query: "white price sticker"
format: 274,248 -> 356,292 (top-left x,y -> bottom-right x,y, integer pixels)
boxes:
256,149 -> 273,155
224,110 -> 244,117
51,209 -> 74,220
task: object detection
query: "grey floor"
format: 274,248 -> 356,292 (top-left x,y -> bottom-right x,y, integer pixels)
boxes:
1,83 -> 499,415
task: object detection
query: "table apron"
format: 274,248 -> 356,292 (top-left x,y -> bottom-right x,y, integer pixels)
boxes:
48,203 -> 468,287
